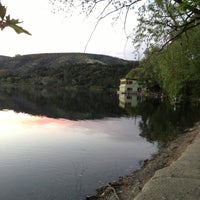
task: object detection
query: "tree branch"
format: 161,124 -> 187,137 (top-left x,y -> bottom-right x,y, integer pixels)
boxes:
160,20 -> 200,51
173,0 -> 200,15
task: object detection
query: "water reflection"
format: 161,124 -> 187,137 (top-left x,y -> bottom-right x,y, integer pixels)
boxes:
119,93 -> 141,108
0,88 -> 199,199
119,93 -> 200,145
0,88 -> 126,120
0,109 -> 156,200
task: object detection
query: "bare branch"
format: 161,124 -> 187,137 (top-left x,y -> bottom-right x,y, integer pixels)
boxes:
84,0 -> 141,51
123,4 -> 131,36
160,20 -> 200,51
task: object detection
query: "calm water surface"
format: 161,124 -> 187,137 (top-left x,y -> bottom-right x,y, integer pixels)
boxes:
0,88 -> 199,200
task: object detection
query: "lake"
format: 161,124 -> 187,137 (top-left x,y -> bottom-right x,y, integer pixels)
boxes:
0,88 -> 199,200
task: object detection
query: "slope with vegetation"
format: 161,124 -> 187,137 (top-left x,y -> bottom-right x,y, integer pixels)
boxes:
0,53 -> 137,89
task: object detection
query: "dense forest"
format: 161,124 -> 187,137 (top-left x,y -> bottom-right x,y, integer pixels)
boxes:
0,53 -> 137,90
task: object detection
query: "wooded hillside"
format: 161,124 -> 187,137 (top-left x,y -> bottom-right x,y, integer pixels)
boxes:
0,53 -> 137,89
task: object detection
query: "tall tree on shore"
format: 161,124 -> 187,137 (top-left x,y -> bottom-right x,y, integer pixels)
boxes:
138,25 -> 200,101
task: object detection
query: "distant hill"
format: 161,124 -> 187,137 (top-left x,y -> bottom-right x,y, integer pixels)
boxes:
0,53 -> 138,89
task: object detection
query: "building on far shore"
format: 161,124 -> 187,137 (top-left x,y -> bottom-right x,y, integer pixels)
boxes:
118,78 -> 142,94
118,78 -> 165,106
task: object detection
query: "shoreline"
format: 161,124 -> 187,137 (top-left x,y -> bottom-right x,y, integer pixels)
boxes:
86,121 -> 200,200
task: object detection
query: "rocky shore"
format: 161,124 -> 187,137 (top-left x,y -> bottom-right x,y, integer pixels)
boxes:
86,122 -> 200,200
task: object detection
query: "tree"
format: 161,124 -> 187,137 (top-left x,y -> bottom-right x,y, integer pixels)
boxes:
134,0 -> 200,50
0,3 -> 30,35
138,25 -> 200,101
50,0 -> 200,51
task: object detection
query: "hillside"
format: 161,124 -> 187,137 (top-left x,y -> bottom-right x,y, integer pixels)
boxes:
0,53 -> 138,89
0,53 -> 135,70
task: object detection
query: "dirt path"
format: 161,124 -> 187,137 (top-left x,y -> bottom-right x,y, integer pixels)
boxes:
86,122 -> 200,200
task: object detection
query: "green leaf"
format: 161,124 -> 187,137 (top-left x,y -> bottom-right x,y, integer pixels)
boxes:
5,16 -> 31,35
9,23 -> 31,35
0,3 -> 6,20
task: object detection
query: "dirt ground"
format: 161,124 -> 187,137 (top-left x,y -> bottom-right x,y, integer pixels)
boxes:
86,122 -> 200,200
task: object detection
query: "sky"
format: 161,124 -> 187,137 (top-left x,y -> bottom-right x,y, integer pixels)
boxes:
0,0 -> 138,60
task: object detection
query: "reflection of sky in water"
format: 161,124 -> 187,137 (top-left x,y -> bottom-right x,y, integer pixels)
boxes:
0,110 -> 157,200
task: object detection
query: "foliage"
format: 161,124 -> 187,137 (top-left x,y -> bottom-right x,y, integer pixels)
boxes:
0,3 -> 30,35
134,0 -> 200,50
135,25 -> 200,101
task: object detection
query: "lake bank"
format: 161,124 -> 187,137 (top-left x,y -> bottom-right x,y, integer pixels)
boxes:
87,121 -> 200,199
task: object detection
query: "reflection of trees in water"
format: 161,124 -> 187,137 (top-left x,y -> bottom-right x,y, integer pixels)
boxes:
124,99 -> 200,145
0,87 -> 199,145
0,88 -> 126,120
